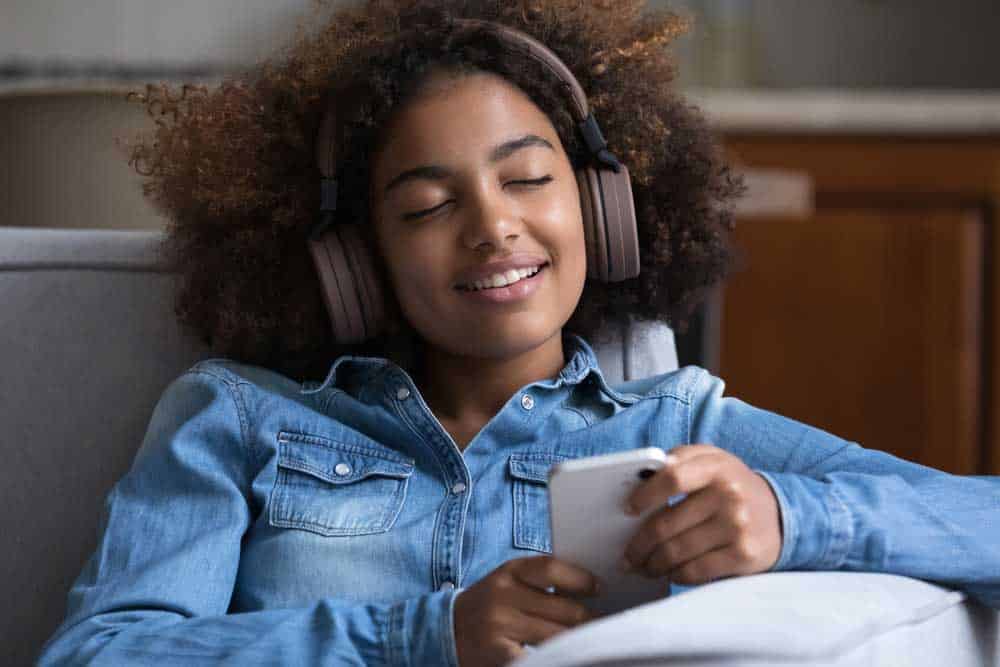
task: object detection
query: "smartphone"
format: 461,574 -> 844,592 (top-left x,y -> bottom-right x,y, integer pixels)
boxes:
548,447 -> 674,618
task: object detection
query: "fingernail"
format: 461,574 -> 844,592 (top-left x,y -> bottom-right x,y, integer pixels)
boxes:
619,556 -> 634,573
592,579 -> 602,594
624,503 -> 638,516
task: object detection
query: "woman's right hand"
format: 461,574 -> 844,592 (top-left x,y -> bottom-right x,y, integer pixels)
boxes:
452,555 -> 601,667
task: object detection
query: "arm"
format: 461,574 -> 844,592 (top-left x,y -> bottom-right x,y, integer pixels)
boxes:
688,369 -> 1000,610
36,369 -> 460,667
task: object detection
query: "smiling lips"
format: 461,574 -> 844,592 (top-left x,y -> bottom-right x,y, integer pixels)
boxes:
452,253 -> 551,289
457,264 -> 545,291
456,263 -> 548,304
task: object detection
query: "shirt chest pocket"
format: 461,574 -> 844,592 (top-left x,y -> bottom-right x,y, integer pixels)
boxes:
508,454 -> 572,554
269,431 -> 415,537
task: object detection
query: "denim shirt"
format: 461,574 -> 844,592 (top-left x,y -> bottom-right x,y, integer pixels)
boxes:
38,333 -> 1000,666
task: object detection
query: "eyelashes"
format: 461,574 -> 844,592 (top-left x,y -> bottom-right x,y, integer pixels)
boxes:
402,175 -> 554,221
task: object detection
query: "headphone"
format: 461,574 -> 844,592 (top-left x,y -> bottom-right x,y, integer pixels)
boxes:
308,18 -> 640,345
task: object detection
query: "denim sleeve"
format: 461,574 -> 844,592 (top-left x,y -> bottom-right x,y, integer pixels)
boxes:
36,369 -> 460,667
687,368 -> 1000,610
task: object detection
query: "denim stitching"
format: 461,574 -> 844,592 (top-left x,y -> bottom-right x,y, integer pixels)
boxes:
823,483 -> 855,569
277,430 -> 415,466
464,488 -> 477,578
393,414 -> 453,587
270,436 -> 410,536
444,590 -> 461,667
186,368 -> 256,490
509,454 -> 566,552
392,385 -> 462,588
267,469 -> 407,537
277,450 -> 412,481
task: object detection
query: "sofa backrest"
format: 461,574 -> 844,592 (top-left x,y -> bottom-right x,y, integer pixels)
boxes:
0,225 -> 677,666
1,227 -> 212,666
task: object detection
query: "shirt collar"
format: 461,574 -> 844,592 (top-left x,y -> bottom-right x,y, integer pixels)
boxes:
546,331 -> 605,388
301,331 -> 605,395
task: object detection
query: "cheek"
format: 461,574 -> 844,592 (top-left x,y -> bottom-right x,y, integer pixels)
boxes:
372,223 -> 421,302
380,233 -> 448,306
554,184 -> 587,282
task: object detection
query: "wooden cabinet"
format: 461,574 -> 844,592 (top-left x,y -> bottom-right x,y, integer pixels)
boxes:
715,136 -> 998,475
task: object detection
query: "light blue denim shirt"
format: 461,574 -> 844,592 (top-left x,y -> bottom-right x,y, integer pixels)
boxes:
38,332 -> 1000,666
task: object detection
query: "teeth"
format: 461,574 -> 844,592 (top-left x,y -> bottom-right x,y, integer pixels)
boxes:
463,264 -> 543,291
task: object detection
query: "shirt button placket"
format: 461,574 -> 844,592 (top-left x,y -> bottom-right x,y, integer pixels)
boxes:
446,482 -> 469,591
395,374 -> 468,591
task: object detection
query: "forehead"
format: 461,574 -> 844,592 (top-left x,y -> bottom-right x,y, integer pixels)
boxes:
376,73 -> 559,163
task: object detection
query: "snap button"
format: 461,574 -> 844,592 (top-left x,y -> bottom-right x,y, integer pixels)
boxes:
520,393 -> 535,410
451,482 -> 467,494
396,386 -> 411,400
440,580 -> 455,591
334,463 -> 351,476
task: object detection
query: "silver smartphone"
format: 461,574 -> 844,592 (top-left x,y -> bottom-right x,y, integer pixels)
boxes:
548,447 -> 673,618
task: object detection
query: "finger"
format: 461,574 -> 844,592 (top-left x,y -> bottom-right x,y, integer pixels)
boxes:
643,514 -> 732,578
626,452 -> 721,517
669,542 -> 746,586
513,555 -> 600,598
498,639 -> 525,666
666,444 -> 721,461
624,485 -> 719,568
509,607 -> 575,646
515,587 -> 594,627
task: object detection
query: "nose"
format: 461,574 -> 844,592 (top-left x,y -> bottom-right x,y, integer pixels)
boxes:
459,181 -> 523,252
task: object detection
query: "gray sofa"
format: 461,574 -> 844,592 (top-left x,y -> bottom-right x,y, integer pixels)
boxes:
3,226 -> 997,666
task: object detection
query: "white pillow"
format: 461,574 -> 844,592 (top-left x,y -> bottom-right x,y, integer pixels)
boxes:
509,571 -> 995,667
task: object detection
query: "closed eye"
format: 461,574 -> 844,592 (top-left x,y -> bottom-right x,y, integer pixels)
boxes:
510,176 -> 553,187
401,175 -> 553,221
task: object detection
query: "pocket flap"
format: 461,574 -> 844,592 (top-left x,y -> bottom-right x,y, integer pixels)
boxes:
278,432 -> 414,485
508,454 -> 568,484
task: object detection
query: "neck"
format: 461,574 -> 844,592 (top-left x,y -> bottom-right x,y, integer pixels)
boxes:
416,331 -> 569,424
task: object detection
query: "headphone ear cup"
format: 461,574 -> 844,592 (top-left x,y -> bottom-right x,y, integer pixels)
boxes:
576,167 -> 604,281
597,162 -> 639,281
307,224 -> 385,344
339,223 -> 386,339
577,164 -> 640,282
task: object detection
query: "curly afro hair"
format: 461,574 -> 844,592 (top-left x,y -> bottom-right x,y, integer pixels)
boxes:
124,0 -> 746,384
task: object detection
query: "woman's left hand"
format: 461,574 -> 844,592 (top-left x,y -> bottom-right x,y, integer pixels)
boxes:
621,444 -> 783,585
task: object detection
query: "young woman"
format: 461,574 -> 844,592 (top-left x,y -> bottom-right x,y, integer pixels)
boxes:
39,1 -> 999,666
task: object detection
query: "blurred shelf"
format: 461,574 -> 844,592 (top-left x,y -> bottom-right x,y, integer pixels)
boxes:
683,87 -> 1000,135
0,76 -> 225,98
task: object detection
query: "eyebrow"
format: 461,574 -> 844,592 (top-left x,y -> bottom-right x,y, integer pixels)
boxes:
382,133 -> 555,196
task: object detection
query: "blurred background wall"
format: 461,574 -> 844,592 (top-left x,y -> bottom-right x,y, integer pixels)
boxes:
1,0 -> 998,232
3,0 -> 998,87
667,0 -> 1000,89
